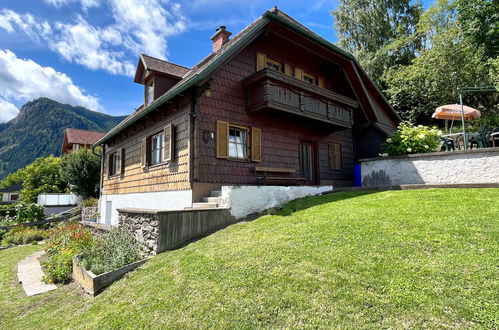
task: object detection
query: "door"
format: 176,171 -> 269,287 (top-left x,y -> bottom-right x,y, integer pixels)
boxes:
299,141 -> 318,185
105,201 -> 112,225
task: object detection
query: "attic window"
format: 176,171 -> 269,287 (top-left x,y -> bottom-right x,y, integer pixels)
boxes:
146,80 -> 154,105
303,73 -> 315,85
266,58 -> 282,72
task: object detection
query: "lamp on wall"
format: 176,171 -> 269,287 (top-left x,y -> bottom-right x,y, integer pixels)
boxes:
204,88 -> 213,97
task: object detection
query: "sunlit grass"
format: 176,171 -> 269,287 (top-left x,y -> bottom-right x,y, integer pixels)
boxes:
1,188 -> 498,329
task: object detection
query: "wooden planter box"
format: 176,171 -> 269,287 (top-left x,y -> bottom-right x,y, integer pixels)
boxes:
72,257 -> 148,296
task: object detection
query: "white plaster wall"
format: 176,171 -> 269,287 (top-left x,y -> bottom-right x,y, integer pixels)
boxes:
361,150 -> 499,186
99,190 -> 193,225
220,185 -> 334,219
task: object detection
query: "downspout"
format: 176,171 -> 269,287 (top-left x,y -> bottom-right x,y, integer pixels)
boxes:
189,88 -> 198,184
92,144 -> 104,193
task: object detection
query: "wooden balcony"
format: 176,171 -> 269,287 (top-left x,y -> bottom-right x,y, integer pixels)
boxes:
242,69 -> 357,128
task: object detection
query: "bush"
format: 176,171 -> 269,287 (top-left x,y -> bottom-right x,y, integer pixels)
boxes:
82,198 -> 98,207
42,223 -> 94,283
80,228 -> 144,275
1,226 -> 50,246
381,122 -> 440,156
15,202 -> 45,223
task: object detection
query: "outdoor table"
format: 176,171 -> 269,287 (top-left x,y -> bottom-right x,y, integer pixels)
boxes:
441,132 -> 481,149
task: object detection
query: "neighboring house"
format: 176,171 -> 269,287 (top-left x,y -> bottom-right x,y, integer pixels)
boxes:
0,183 -> 22,204
94,8 -> 400,225
61,128 -> 106,155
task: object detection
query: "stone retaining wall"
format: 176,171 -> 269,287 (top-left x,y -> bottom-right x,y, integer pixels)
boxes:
81,207 -> 99,222
118,208 -> 235,255
360,148 -> 499,187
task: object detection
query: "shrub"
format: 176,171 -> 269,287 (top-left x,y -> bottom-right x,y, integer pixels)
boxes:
15,202 -> 45,223
381,122 -> 440,156
82,198 -> 99,208
42,223 -> 94,283
1,226 -> 50,246
80,228 -> 144,275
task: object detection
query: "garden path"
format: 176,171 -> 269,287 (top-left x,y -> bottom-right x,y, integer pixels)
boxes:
17,250 -> 57,296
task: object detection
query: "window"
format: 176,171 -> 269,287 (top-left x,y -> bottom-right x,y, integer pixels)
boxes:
303,73 -> 316,85
109,152 -> 118,176
72,144 -> 80,151
228,126 -> 248,159
10,194 -> 19,201
146,80 -> 154,105
266,58 -> 282,72
150,132 -> 164,165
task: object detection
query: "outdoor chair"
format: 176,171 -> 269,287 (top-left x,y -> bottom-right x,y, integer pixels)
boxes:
440,137 -> 455,151
491,127 -> 499,148
476,125 -> 492,148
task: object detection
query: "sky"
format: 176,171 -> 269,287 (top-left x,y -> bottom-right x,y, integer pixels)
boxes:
0,0 -> 431,123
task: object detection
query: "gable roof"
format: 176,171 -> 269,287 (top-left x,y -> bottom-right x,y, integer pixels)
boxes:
134,54 -> 190,83
0,183 -> 22,193
65,128 -> 105,145
96,7 -> 400,146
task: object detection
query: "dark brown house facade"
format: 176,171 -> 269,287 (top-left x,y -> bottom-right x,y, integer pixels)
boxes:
95,8 -> 399,225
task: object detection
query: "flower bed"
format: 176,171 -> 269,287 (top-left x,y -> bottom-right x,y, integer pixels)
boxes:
72,257 -> 148,296
1,225 -> 50,246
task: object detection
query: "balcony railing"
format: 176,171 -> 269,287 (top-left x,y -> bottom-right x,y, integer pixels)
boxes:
242,69 -> 357,128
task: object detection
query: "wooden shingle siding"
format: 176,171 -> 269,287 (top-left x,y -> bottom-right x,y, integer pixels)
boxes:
102,101 -> 191,195
194,37 -> 356,186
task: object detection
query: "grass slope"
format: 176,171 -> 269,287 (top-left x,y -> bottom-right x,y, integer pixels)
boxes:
1,189 -> 498,329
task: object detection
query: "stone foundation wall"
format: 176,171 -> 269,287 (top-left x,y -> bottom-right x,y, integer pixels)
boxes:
81,207 -> 99,222
118,212 -> 160,255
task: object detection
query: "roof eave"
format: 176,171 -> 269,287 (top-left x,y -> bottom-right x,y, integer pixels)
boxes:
94,16 -> 271,147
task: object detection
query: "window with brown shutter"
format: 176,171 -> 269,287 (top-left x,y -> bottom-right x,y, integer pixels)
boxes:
115,148 -> 122,175
328,143 -> 342,170
163,124 -> 174,162
216,121 -> 229,159
120,148 -> 125,174
251,127 -> 261,162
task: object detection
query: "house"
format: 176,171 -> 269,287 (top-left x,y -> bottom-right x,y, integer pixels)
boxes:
0,183 -> 22,204
94,8 -> 400,225
61,128 -> 106,154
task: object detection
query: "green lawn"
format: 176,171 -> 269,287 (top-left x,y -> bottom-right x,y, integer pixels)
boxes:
1,189 -> 498,329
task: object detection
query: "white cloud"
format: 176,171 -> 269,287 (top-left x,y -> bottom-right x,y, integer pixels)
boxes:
0,49 -> 101,111
0,2 -> 187,76
43,0 -> 100,10
0,98 -> 19,123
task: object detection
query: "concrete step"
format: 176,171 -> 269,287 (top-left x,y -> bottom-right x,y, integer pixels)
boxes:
192,202 -> 218,209
210,190 -> 222,197
202,197 -> 220,203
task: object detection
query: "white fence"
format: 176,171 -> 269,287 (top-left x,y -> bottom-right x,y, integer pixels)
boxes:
37,193 -> 81,206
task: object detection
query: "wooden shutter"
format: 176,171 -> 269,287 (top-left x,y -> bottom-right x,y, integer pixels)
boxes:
105,153 -> 111,177
251,127 -> 262,162
256,52 -> 266,71
141,137 -> 148,168
163,124 -> 174,162
318,77 -> 324,88
216,121 -> 229,159
116,148 -> 122,175
295,68 -> 304,80
329,143 -> 342,170
284,63 -> 292,76
120,148 -> 125,174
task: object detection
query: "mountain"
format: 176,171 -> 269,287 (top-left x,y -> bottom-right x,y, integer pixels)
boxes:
0,97 -> 127,179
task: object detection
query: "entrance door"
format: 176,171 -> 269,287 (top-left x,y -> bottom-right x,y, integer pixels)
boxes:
299,141 -> 317,185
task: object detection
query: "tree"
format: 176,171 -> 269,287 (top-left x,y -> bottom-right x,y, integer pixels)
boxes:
60,148 -> 101,199
332,0 -> 423,87
1,156 -> 68,203
383,0 -> 498,122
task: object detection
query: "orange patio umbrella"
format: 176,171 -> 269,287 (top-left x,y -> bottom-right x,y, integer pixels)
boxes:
432,104 -> 481,120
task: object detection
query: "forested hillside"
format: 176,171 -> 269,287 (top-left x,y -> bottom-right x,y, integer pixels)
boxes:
0,98 -> 126,179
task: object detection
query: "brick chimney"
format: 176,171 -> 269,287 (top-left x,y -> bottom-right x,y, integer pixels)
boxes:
210,26 -> 232,52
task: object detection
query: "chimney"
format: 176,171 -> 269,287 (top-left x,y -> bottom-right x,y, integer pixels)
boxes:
210,26 -> 232,52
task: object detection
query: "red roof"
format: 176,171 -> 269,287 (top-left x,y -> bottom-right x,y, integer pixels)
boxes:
65,128 -> 105,145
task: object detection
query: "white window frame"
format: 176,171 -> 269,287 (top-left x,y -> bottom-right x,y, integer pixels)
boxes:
149,132 -> 164,165
228,126 -> 249,160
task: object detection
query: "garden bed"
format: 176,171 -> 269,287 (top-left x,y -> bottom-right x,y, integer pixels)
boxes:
72,257 -> 148,296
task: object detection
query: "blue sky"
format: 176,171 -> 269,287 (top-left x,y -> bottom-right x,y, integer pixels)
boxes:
0,0 -> 431,122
